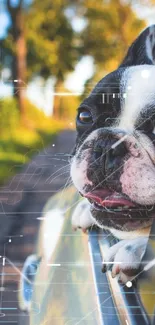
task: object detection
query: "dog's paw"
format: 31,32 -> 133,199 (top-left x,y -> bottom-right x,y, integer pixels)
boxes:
102,237 -> 148,283
71,199 -> 96,233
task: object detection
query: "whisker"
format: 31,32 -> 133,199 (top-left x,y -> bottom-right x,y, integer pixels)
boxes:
45,164 -> 70,184
49,170 -> 70,184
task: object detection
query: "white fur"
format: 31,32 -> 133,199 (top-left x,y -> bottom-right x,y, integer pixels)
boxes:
103,237 -> 148,283
110,227 -> 150,240
118,65 -> 155,131
72,199 -> 96,230
70,152 -> 92,193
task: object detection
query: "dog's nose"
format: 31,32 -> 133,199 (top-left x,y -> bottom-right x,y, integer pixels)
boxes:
105,141 -> 128,171
93,139 -> 128,171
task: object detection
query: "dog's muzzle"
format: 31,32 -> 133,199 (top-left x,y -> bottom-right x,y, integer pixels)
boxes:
92,129 -> 128,175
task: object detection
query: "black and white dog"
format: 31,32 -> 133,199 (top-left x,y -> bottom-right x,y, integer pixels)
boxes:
70,25 -> 155,283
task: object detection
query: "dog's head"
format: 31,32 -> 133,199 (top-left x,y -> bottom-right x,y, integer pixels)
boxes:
71,25 -> 155,233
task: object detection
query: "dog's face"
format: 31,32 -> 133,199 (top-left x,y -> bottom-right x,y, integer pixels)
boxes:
71,25 -> 155,233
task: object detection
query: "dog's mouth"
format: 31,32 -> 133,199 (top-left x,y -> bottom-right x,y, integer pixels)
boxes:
83,189 -> 154,214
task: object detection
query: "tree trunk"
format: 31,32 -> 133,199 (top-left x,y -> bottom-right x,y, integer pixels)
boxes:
52,79 -> 64,119
7,0 -> 27,120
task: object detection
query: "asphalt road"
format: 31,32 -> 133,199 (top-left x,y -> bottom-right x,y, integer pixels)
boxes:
0,130 -> 76,325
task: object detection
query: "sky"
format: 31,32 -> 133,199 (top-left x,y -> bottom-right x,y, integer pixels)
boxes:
0,1 -> 155,115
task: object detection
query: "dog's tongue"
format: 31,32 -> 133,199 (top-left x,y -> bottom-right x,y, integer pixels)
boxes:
84,189 -> 136,207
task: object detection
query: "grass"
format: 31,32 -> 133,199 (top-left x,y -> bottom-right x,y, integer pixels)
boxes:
0,97 -> 76,185
0,124 -> 66,185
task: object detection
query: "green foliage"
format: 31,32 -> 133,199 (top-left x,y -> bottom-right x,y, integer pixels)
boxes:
26,0 -> 79,82
50,84 -> 80,121
0,98 -> 20,132
79,0 -> 146,76
0,97 -> 66,184
59,93 -> 79,121
3,0 -> 81,118
3,0 -> 148,119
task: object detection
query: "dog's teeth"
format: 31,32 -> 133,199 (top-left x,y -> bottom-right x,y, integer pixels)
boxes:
95,201 -> 102,206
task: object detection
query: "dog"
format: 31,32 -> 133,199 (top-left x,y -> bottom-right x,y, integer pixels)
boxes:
70,25 -> 155,283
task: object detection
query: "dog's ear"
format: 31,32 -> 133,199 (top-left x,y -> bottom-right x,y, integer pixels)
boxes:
119,25 -> 155,68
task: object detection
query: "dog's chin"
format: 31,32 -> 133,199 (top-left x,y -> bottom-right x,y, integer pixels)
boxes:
90,205 -> 153,232
81,187 -> 154,232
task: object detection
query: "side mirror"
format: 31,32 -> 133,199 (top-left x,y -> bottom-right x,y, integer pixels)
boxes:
19,254 -> 41,311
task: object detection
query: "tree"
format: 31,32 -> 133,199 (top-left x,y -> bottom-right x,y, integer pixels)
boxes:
6,0 -> 27,119
25,0 -> 80,118
3,0 -> 80,119
3,0 -> 147,119
78,0 -> 146,91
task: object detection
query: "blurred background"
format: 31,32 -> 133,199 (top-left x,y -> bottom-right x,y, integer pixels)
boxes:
0,0 -> 155,324
0,0 -> 155,185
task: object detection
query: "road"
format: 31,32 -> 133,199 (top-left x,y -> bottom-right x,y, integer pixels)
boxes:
0,130 -> 76,325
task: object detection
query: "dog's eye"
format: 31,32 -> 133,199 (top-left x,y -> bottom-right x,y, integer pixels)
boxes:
78,110 -> 93,124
